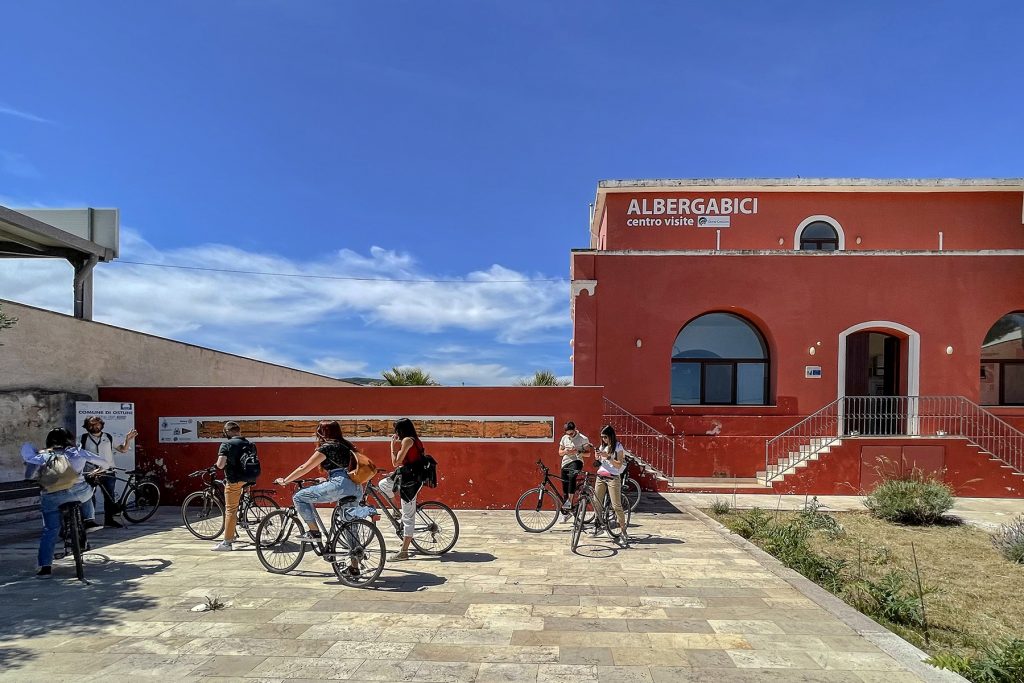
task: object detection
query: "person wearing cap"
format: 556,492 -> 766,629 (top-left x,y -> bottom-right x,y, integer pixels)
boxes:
557,421 -> 591,523
210,421 -> 252,551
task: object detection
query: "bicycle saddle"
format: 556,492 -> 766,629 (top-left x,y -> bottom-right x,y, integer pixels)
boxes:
125,469 -> 144,475
337,495 -> 358,505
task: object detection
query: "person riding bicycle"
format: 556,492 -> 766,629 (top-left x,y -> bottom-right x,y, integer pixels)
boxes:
558,421 -> 591,523
378,418 -> 425,561
274,420 -> 365,544
21,427 -> 108,578
592,425 -> 629,548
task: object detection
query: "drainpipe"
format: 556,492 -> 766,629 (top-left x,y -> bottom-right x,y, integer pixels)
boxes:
72,254 -> 99,320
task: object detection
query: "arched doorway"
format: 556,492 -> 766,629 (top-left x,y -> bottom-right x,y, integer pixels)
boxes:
838,321 -> 920,436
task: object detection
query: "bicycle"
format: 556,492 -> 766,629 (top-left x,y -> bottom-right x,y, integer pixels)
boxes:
181,467 -> 279,541
620,455 -> 641,512
515,459 -> 594,533
358,469 -> 459,555
569,470 -> 631,553
87,466 -> 162,524
254,479 -> 385,588
55,500 -> 88,581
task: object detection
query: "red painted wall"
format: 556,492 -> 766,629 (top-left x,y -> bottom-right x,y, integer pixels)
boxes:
771,438 -> 1024,497
98,386 -> 604,509
602,191 -> 1024,251
574,189 -> 1024,481
572,251 -> 1024,477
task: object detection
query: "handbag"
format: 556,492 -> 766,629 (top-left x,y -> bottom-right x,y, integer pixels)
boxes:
349,451 -> 376,485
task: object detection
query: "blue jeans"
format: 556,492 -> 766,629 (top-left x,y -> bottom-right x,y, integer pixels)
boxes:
39,481 -> 96,568
292,470 -> 362,527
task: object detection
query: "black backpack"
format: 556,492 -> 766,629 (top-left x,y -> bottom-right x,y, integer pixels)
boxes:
419,452 -> 438,488
237,439 -> 261,481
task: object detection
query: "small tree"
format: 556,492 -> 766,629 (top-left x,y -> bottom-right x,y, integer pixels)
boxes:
517,370 -> 570,386
382,366 -> 439,386
0,303 -> 17,345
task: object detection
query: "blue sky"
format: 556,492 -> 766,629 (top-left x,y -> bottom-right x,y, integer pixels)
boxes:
2,1 -> 1022,383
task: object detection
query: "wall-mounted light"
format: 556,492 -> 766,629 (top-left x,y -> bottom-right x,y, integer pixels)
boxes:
635,339 -> 642,348
946,346 -> 954,355
778,237 -> 784,246
816,341 -> 822,347
569,354 -> 574,362
809,347 -> 816,356
856,236 -> 863,245
569,338 -> 574,347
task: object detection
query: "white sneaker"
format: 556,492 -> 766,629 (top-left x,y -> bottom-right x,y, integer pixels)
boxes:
210,540 -> 233,551
559,514 -> 570,524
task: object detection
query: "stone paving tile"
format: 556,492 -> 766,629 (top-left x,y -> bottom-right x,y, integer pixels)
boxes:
0,507 -> 938,681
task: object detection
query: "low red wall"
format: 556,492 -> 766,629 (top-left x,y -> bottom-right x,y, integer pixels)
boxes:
771,438 -> 1024,497
98,386 -> 604,509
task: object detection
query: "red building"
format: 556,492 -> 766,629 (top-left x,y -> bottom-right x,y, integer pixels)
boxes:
571,179 -> 1024,497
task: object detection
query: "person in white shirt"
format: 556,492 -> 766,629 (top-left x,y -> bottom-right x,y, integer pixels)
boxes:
593,424 -> 629,548
80,416 -> 138,528
557,421 -> 591,523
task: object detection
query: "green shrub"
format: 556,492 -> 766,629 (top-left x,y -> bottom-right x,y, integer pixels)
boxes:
991,514 -> 1024,564
760,520 -> 848,592
710,498 -> 731,515
930,639 -> 1024,683
847,569 -> 932,628
797,498 -> 845,539
731,507 -> 772,539
865,476 -> 954,525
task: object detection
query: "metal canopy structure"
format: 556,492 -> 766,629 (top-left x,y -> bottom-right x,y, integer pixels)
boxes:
0,205 -> 120,320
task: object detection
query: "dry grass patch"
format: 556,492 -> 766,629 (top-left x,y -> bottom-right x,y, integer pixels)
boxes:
712,508 -> 1024,659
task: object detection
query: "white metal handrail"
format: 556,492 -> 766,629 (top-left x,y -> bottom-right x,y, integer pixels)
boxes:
765,395 -> 1024,481
602,398 -> 678,482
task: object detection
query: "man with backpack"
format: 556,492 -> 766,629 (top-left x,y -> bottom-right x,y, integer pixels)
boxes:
211,421 -> 260,551
81,416 -> 138,528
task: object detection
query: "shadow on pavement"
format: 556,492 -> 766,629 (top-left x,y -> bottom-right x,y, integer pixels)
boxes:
0,553 -> 172,673
369,568 -> 448,592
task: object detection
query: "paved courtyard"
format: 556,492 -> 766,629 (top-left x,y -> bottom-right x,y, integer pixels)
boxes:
0,497 -> 953,682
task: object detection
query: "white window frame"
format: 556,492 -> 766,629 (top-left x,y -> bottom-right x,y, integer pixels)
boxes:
794,215 -> 846,251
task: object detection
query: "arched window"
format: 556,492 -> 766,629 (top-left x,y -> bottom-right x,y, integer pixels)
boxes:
671,312 -> 769,405
981,312 -> 1024,405
799,221 -> 839,251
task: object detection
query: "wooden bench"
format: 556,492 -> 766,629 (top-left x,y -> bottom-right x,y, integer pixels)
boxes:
0,479 -> 41,517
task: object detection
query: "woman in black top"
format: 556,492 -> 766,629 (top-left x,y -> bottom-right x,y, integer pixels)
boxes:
275,420 -> 363,542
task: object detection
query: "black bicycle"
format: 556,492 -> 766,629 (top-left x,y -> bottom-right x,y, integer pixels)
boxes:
87,466 -> 162,524
620,455 -> 642,512
359,469 -> 459,555
515,459 -> 598,533
55,500 -> 88,581
570,470 -> 630,553
181,467 -> 279,541
254,479 -> 385,588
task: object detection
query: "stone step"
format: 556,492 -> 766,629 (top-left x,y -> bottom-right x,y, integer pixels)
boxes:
669,477 -> 769,490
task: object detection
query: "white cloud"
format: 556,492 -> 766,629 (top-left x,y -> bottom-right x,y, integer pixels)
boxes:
0,103 -> 54,125
0,228 -> 571,384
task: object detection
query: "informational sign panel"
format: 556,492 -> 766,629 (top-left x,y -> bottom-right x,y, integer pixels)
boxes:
75,402 -> 136,506
157,415 -> 555,443
805,366 -> 823,379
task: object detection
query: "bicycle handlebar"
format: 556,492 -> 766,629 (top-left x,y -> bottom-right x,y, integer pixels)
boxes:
188,466 -> 217,478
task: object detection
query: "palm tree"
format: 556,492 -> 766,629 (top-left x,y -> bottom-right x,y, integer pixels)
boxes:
517,370 -> 570,386
382,366 -> 440,386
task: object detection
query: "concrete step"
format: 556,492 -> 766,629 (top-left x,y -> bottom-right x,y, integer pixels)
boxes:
669,477 -> 769,490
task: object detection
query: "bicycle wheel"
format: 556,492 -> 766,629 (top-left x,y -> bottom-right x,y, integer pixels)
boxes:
514,487 -> 560,533
67,506 -> 86,581
123,481 -> 161,523
328,519 -> 385,588
570,495 -> 591,553
410,501 -> 459,555
621,477 -> 641,512
255,509 -> 306,574
243,494 -> 280,542
181,491 -> 224,540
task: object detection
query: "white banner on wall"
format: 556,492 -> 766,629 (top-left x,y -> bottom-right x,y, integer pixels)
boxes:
75,401 -> 136,473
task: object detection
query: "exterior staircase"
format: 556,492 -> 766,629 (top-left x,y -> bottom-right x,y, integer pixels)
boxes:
761,395 -> 1024,486
602,398 -> 677,485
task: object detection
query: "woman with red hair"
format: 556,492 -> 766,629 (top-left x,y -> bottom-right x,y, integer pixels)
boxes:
274,420 -> 364,543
